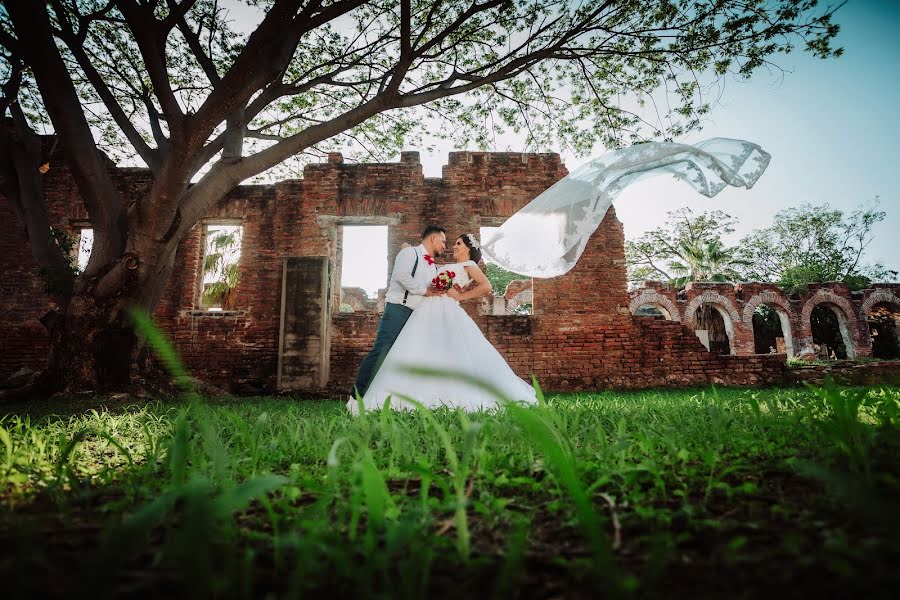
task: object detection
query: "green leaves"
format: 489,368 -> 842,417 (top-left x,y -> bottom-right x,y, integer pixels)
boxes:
625,207 -> 744,286
736,198 -> 892,291
2,330 -> 898,597
5,1 -> 846,177
201,227 -> 242,310
627,198 -> 893,291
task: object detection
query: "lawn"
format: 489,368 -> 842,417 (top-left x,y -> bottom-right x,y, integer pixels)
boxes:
1,381 -> 898,598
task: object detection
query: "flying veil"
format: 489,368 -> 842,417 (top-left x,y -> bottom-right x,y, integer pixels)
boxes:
479,138 -> 771,278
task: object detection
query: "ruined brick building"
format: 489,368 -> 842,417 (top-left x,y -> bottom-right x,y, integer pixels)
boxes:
629,282 -> 900,361
2,149 -> 899,394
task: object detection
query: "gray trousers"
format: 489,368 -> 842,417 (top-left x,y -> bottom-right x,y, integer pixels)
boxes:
350,302 -> 413,399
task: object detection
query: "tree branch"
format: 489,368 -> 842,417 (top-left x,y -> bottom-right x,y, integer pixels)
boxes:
117,0 -> 187,139
0,64 -> 74,306
177,93 -> 387,236
173,1 -> 220,84
49,0 -> 161,171
143,92 -> 170,154
6,0 -> 126,275
189,0 -> 371,148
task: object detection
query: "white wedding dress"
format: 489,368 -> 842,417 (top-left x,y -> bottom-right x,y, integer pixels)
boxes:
347,261 -> 539,414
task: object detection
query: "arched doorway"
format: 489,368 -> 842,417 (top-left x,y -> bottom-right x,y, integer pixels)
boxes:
810,303 -> 854,359
752,304 -> 794,357
634,304 -> 671,320
629,291 -> 681,322
867,302 -> 900,359
694,304 -> 733,355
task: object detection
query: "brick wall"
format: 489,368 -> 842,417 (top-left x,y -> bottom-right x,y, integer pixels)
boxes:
3,146 -> 857,393
0,195 -> 50,377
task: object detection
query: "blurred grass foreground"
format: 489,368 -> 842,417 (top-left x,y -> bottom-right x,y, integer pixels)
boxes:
0,310 -> 897,598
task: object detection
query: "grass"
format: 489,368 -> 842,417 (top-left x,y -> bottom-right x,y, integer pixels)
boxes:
0,384 -> 897,598
0,311 -> 897,597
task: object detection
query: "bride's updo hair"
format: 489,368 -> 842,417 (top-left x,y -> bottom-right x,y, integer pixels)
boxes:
459,233 -> 482,263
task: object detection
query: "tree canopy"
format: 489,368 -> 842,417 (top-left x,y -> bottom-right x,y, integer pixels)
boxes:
737,199 -> 893,291
625,207 -> 746,286
626,200 -> 893,291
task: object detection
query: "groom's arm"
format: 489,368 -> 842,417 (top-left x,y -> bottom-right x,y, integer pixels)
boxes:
393,246 -> 428,296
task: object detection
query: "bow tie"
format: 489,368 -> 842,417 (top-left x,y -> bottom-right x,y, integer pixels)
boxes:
423,254 -> 435,265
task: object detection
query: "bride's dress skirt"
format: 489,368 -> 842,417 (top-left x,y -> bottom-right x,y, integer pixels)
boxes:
347,296 -> 538,414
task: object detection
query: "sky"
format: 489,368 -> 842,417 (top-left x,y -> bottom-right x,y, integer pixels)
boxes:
405,0 -> 899,279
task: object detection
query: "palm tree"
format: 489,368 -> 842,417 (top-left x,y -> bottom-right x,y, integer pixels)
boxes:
669,240 -> 747,288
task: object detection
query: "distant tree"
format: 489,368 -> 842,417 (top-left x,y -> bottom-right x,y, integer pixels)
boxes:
668,239 -> 748,288
625,207 -> 745,287
737,199 -> 893,291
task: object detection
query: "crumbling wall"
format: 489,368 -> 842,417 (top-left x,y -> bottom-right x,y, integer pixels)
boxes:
10,147 -> 891,393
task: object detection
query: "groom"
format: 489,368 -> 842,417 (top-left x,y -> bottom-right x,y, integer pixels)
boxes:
349,225 -> 447,400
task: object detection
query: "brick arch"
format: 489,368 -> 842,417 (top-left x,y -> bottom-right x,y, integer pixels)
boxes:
742,290 -> 796,358
800,289 -> 862,359
684,291 -> 740,325
861,290 -> 900,316
800,290 -> 857,325
742,290 -> 795,324
629,291 -> 681,322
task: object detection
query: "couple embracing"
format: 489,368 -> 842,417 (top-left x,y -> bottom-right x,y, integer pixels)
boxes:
345,137 -> 774,413
347,226 -> 539,414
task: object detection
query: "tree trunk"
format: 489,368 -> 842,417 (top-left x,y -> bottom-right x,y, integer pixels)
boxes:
0,133 -> 190,395
0,123 -> 186,394
4,1 -> 210,396
48,295 -> 136,392
45,240 -> 179,393
697,304 -> 731,356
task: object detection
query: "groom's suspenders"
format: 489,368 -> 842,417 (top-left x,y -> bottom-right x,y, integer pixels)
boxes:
402,250 -> 419,306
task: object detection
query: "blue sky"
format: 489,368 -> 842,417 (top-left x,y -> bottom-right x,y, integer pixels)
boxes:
413,1 -> 900,276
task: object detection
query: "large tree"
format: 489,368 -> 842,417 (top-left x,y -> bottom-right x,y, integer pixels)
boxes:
0,0 -> 843,392
737,199 -> 893,291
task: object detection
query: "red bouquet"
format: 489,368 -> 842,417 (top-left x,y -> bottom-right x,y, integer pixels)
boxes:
431,270 -> 456,292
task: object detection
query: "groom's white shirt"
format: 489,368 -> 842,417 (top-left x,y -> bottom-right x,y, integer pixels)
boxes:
384,243 -> 437,309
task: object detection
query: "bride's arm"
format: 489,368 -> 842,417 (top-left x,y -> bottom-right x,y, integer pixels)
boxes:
448,265 -> 492,302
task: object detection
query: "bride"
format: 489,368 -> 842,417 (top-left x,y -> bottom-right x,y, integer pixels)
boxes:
346,233 -> 539,414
